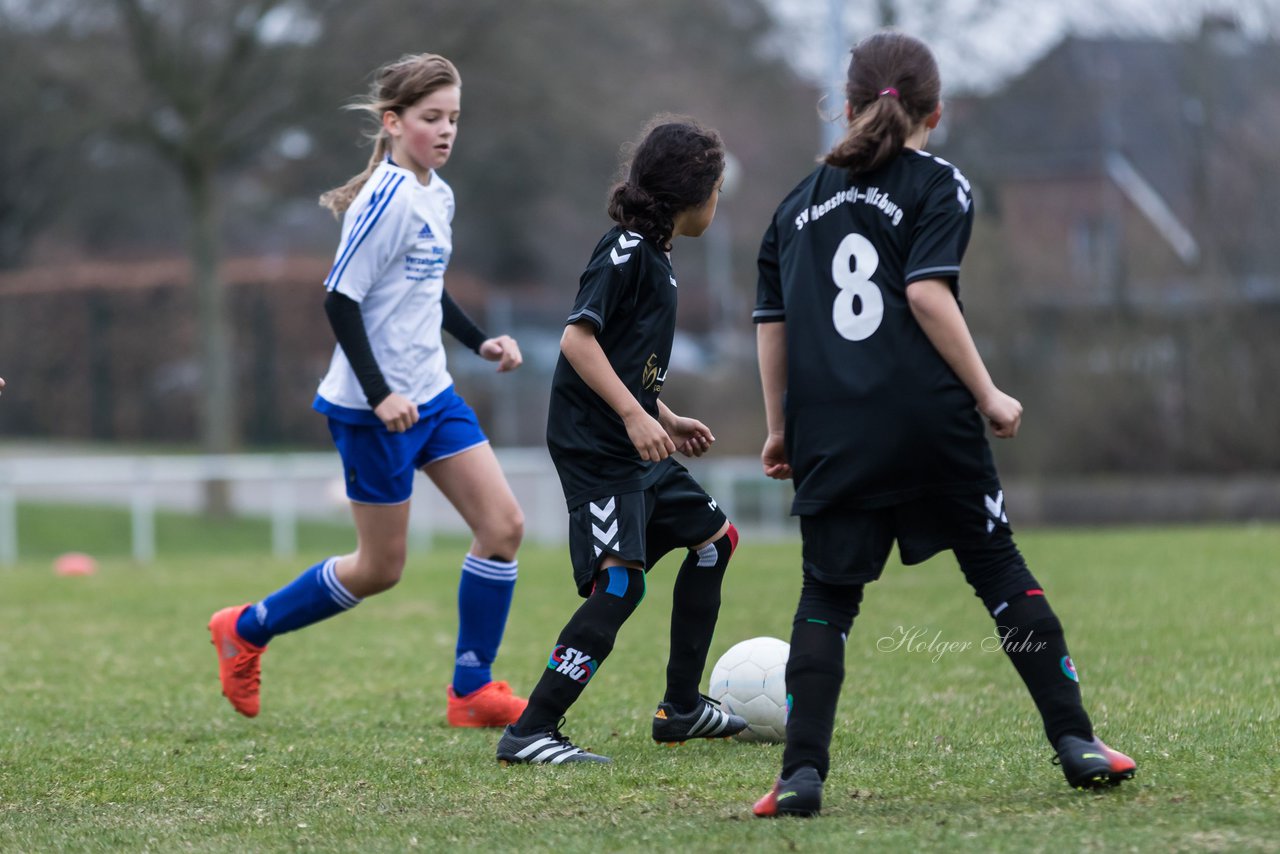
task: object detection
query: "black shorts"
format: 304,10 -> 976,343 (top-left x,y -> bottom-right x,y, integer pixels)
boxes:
567,461 -> 728,597
801,487 -> 1013,585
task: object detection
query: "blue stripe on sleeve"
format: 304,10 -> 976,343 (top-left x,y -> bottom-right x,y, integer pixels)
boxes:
325,172 -> 393,287
325,174 -> 405,291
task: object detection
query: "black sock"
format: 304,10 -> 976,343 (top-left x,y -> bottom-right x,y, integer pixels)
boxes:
513,565 -> 645,735
994,591 -> 1093,746
781,618 -> 847,781
663,525 -> 737,712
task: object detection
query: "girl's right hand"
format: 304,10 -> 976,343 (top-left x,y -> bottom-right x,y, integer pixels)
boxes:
625,411 -> 676,462
978,389 -> 1023,439
761,432 -> 792,480
374,393 -> 419,433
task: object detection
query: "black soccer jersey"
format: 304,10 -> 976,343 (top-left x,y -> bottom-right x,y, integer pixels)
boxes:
548,226 -> 680,508
755,149 -> 998,512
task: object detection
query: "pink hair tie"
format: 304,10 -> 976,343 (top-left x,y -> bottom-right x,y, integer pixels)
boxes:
879,87 -> 900,98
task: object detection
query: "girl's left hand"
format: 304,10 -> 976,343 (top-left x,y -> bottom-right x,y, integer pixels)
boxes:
479,336 -> 522,372
667,416 -> 715,458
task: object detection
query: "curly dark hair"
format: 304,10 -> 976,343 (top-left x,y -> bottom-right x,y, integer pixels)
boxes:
607,115 -> 724,250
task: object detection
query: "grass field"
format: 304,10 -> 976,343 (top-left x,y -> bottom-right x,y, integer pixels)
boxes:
2,516 -> 1277,852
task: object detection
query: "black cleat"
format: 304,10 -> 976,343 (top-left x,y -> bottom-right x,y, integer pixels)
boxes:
1054,734 -> 1137,789
497,721 -> 611,766
753,766 -> 824,817
652,695 -> 748,744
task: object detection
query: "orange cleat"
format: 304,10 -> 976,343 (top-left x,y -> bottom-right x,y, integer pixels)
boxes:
446,680 -> 528,728
1095,737 -> 1137,781
208,604 -> 265,718
1054,734 -> 1137,788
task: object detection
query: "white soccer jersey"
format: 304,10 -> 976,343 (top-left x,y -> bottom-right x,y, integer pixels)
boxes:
316,158 -> 456,414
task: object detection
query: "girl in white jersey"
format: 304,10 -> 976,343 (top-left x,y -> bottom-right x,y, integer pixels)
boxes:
209,54 -> 529,729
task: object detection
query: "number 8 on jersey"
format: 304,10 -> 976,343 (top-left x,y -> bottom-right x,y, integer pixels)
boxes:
831,232 -> 883,341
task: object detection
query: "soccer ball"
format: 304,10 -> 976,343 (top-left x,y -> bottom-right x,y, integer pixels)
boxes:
707,636 -> 789,743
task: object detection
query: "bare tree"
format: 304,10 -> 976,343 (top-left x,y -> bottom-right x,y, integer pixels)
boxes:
0,13 -> 102,268
46,0 -> 330,507
103,0 -> 322,512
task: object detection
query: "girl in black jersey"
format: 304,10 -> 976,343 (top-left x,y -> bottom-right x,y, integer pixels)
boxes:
496,117 -> 749,765
751,33 -> 1135,817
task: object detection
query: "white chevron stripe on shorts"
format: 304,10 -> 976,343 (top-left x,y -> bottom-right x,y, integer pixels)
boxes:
589,496 -> 620,557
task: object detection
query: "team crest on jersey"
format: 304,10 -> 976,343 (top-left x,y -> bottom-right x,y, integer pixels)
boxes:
642,352 -> 667,392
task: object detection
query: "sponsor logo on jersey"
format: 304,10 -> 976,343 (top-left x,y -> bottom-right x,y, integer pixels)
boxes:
405,246 -> 447,282
548,645 -> 599,684
417,221 -> 435,239
642,352 -> 668,393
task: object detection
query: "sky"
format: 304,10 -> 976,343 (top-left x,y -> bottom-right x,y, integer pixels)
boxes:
764,0 -> 1277,96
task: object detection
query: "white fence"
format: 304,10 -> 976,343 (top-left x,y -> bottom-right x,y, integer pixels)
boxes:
0,450 -> 797,564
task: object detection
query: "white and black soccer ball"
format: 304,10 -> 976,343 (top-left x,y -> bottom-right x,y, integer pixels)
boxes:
707,636 -> 789,743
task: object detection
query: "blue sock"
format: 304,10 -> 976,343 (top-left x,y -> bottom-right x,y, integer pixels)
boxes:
236,557 -> 361,648
452,555 -> 517,696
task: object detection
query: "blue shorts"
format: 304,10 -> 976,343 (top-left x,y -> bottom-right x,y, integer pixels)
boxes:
325,386 -> 488,504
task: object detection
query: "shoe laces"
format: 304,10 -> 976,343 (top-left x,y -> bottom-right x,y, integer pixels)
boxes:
547,716 -> 582,749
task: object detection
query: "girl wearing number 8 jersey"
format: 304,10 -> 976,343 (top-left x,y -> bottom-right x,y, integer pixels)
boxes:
751,32 -> 1134,817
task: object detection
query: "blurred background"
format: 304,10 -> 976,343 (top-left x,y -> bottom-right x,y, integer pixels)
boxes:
1,0 -> 1278,558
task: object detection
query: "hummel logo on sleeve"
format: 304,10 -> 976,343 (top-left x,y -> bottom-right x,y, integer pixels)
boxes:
611,232 -> 642,265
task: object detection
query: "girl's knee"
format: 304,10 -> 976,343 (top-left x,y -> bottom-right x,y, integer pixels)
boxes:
478,506 -> 524,557
350,547 -> 406,595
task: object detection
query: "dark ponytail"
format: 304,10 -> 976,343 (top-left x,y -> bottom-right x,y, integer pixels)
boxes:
825,32 -> 940,175
608,115 -> 724,250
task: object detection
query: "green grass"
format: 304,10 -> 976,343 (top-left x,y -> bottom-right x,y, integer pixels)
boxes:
1,523 -> 1277,852
12,502 -> 357,559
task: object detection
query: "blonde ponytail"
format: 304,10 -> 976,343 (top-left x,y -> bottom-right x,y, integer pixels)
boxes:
319,134 -> 390,216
